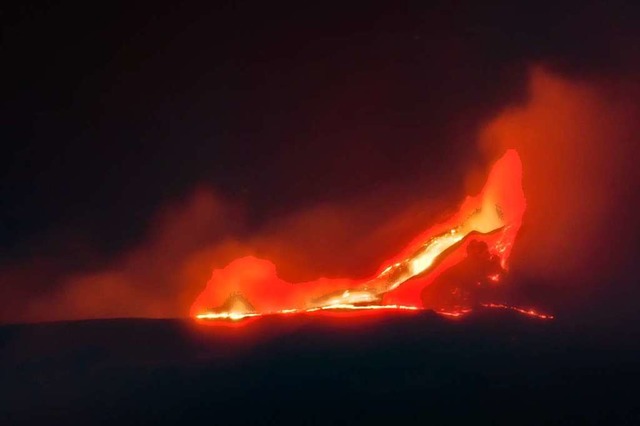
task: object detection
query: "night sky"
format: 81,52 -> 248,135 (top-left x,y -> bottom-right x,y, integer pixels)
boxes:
2,1 -> 640,324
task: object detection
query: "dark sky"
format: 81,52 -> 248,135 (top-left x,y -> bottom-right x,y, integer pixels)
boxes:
2,1 -> 640,322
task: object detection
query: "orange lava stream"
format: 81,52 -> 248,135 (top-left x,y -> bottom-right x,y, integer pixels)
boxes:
191,150 -> 540,325
194,303 -> 553,323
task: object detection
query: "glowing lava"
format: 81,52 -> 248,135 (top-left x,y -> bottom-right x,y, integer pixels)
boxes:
191,149 -> 548,324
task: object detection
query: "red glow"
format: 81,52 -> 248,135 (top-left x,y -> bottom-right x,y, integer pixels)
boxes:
191,149 -> 532,324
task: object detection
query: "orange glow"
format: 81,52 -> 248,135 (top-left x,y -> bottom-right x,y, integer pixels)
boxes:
191,149 -> 533,324
3,68 -> 633,325
480,303 -> 554,320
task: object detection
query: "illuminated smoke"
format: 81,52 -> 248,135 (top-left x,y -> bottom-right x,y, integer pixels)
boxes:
2,66 -> 636,324
480,67 -> 640,286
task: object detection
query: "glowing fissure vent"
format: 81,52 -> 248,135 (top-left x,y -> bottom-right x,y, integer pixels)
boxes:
191,150 -> 551,324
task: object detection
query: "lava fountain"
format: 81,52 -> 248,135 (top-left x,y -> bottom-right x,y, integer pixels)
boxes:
191,149 -> 550,324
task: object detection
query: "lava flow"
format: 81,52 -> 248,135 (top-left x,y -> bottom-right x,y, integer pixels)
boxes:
191,149 -> 551,325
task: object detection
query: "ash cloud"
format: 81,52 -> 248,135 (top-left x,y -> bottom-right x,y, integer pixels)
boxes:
2,67 -> 638,324
483,69 -> 639,272
480,68 -> 640,315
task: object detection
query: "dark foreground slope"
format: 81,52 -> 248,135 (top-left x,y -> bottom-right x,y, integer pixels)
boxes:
1,309 -> 638,425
